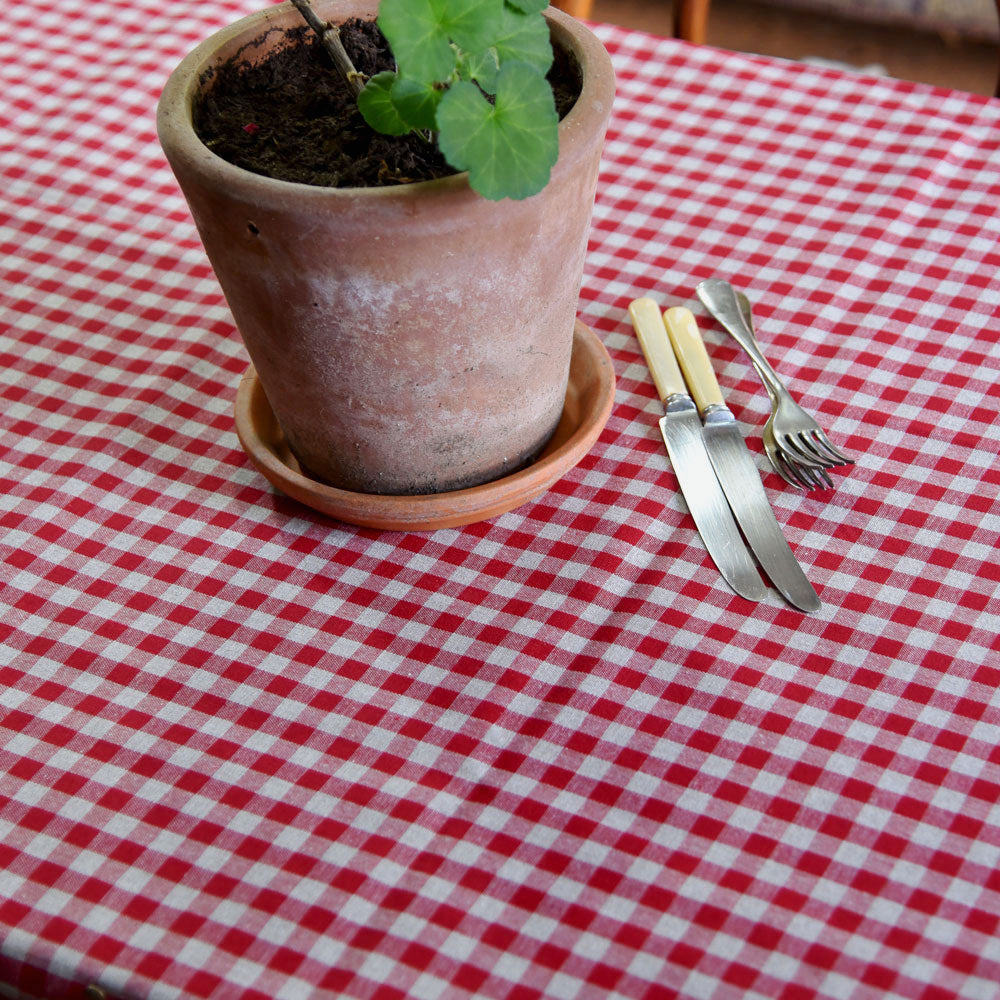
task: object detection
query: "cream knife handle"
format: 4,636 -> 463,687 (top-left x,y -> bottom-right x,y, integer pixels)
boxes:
663,306 -> 726,413
628,298 -> 687,401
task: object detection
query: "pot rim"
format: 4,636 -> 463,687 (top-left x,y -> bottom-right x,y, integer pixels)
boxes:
156,0 -> 615,205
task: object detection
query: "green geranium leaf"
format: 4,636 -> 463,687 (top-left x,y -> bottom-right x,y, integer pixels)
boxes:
377,0 -> 456,83
378,0 -> 502,83
458,48 -> 499,94
357,71 -> 410,135
436,62 -> 558,200
505,0 -> 548,16
440,0 -> 506,54
391,77 -> 442,131
494,4 -> 553,75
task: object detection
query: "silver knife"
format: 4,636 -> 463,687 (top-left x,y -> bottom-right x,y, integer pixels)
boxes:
628,298 -> 766,602
662,306 -> 821,613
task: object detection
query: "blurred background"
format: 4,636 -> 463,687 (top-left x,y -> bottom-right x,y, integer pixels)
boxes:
586,0 -> 1000,96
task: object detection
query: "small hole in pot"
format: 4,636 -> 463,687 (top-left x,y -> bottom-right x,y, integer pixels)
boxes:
247,222 -> 260,236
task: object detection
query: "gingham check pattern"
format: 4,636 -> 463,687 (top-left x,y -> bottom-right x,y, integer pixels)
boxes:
2,2 -> 999,998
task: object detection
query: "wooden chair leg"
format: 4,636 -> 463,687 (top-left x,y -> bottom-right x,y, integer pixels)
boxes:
671,0 -> 999,94
674,0 -> 711,45
550,0 -> 594,19
994,0 -> 1000,96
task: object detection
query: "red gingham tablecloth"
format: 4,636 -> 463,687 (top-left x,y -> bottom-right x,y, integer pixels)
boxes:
2,1 -> 999,998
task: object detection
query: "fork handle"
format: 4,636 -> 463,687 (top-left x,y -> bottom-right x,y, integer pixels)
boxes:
696,279 -> 788,409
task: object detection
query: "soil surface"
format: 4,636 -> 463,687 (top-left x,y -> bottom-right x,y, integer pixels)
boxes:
193,18 -> 583,188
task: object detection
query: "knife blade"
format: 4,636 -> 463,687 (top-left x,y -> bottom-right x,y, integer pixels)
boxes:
628,298 -> 766,602
662,305 -> 821,613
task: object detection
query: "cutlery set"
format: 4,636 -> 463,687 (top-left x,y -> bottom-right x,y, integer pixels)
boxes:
696,280 -> 854,490
628,280 -> 853,612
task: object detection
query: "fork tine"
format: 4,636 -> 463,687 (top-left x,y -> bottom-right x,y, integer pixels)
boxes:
810,463 -> 835,489
797,458 -> 834,490
795,431 -> 842,467
795,465 -> 824,491
784,433 -> 839,468
763,436 -> 803,489
773,453 -> 809,489
777,452 -> 819,490
810,429 -> 854,465
795,460 -> 829,490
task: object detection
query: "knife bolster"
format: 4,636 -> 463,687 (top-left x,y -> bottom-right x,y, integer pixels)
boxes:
664,392 -> 698,416
702,402 -> 735,427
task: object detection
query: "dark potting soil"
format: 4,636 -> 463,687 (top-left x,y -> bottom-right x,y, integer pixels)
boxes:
193,18 -> 584,188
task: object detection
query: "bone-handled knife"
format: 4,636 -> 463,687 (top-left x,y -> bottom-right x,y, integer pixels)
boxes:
662,305 -> 821,613
628,298 -> 766,602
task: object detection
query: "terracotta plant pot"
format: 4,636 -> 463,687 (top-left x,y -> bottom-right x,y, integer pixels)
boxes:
157,0 -> 615,496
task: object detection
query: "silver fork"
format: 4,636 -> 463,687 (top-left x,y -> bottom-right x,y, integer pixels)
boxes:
696,278 -> 854,491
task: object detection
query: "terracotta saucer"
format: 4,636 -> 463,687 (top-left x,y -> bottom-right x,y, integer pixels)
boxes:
234,319 -> 615,531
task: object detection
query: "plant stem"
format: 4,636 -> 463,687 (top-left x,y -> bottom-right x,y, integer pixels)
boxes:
289,0 -> 365,96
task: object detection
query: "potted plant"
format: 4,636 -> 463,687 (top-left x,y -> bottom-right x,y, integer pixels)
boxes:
157,0 -> 615,515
